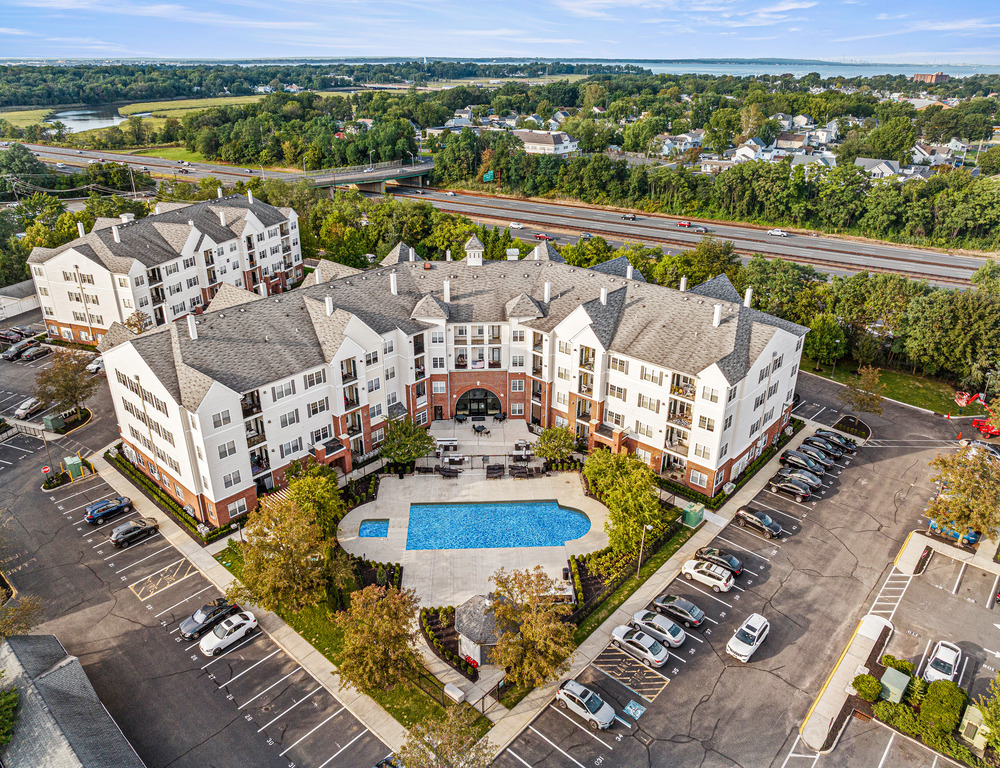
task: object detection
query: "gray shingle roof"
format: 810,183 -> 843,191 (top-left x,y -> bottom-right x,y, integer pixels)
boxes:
0,279 -> 36,299
301,260 -> 363,287
411,293 -> 450,319
380,242 -> 423,266
464,235 -> 484,251
206,282 -> 263,312
455,595 -> 501,645
689,274 -> 742,303
589,255 -> 646,282
0,636 -> 146,768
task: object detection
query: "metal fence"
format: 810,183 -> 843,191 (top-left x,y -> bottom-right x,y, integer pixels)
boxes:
303,159 -> 404,178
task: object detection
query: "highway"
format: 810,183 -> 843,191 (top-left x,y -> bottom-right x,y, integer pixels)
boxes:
389,189 -> 987,287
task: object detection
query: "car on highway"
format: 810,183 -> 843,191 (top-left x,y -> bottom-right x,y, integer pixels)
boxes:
84,496 -> 133,526
814,429 -> 857,453
652,593 -> 706,628
681,560 -> 734,592
775,466 -> 822,490
779,449 -> 826,475
735,506 -> 783,539
179,598 -> 239,640
509,222 -> 524,229
928,519 -> 979,547
243,168 -> 253,173
610,626 -> 669,667
199,611 -> 257,656
363,167 -> 374,173
2,339 -> 39,360
534,233 -> 555,241
13,397 -> 44,419
579,232 -> 593,240
56,163 -> 66,169
767,474 -> 812,502
20,346 -> 50,362
802,435 -> 844,459
677,220 -> 694,227
692,225 -> 708,233
923,640 -> 962,683
554,680 -> 615,730
139,166 -> 149,172
182,161 -> 191,167
694,546 -> 743,576
86,356 -> 105,374
767,228 -> 789,237
797,444 -> 836,469
109,517 -> 159,549
621,213 -> 636,221
630,610 -> 686,647
176,168 -> 189,174
726,614 -> 770,662
76,149 -> 83,154
444,191 -> 456,196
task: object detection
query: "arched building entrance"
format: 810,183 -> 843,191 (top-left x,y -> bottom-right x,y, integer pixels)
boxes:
455,388 -> 502,418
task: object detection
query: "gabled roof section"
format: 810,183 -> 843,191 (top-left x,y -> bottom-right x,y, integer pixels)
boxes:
301,260 -> 363,287
96,321 -> 137,353
303,296 -> 352,361
582,286 -> 628,350
464,235 -> 484,251
91,217 -> 121,231
411,293 -> 449,320
169,324 -> 216,410
690,274 -> 741,303
590,255 -> 646,282
380,242 -> 422,266
207,282 -> 264,312
505,292 -> 542,319
530,241 -> 565,263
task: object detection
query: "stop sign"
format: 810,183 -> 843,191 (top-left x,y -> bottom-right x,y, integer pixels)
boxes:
42,466 -> 51,474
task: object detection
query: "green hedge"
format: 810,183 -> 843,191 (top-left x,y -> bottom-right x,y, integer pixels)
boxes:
881,653 -> 916,677
853,673 -> 881,703
873,695 -> 984,768
569,556 -> 583,604
657,418 -> 803,509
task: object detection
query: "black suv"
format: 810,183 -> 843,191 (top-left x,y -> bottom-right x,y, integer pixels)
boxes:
735,506 -> 783,539
179,598 -> 239,640
767,474 -> 812,502
109,517 -> 159,548
802,436 -> 844,460
652,593 -> 706,628
694,547 -> 743,576
797,444 -> 836,469
775,466 -> 822,490
779,449 -> 825,475
2,339 -> 39,361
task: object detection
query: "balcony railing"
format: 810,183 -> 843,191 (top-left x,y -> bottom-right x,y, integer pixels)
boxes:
488,335 -> 501,345
246,432 -> 266,448
667,414 -> 692,428
344,397 -> 361,410
671,385 -> 696,401
532,366 -> 543,378
578,384 -> 593,396
241,400 -> 262,419
533,341 -> 543,352
347,422 -> 363,436
341,369 -> 357,384
531,389 -> 543,403
578,410 -> 592,422
250,456 -> 270,475
455,358 -> 468,370
665,440 -> 689,457
488,361 -> 502,369
147,272 -> 162,286
579,358 -> 595,372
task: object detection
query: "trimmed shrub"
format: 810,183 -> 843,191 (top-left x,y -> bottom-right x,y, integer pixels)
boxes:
881,654 -> 917,676
918,680 -> 968,737
905,676 -> 927,708
853,673 -> 882,703
873,700 -> 920,737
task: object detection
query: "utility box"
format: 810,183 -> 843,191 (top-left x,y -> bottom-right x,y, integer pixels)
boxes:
682,502 -> 705,528
880,667 -> 909,704
43,414 -> 65,431
64,455 -> 83,480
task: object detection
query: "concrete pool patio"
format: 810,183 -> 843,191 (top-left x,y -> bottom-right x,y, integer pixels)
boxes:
338,472 -> 610,607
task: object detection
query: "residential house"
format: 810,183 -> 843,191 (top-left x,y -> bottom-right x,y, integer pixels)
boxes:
771,113 -> 793,130
454,106 -> 475,121
775,132 -> 810,150
592,105 -> 606,116
947,138 -> 971,153
913,72 -> 950,84
854,157 -> 902,179
912,143 -> 953,166
790,154 -> 837,171
511,129 -> 579,157
792,114 -> 815,130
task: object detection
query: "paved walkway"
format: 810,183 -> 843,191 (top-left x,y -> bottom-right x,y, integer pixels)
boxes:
895,529 -> 1000,577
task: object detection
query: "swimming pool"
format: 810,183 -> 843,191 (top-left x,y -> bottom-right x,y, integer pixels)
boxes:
359,519 -> 389,537
405,501 -> 590,550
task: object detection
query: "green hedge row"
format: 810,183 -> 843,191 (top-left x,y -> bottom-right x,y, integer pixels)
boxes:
657,418 -> 804,509
420,607 -> 476,679
569,556 -> 584,604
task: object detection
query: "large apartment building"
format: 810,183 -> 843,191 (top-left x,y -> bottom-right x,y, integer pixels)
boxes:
98,238 -> 806,529
27,191 -> 303,345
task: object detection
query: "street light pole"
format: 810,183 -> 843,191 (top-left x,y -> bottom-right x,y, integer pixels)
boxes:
831,339 -> 841,378
636,524 -> 654,578
369,150 -> 374,170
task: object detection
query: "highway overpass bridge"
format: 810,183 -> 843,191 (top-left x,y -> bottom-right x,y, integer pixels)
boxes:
304,159 -> 433,193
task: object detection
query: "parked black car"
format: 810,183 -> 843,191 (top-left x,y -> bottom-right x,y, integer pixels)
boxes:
652,593 -> 706,628
179,598 -> 239,640
775,466 -> 822,490
779,449 -> 825,475
814,429 -> 857,453
767,474 -> 812,502
20,346 -> 50,362
1,339 -> 39,361
694,547 -> 743,576
797,444 -> 836,469
84,496 -> 133,525
109,517 -> 159,548
802,436 -> 844,459
735,506 -> 783,539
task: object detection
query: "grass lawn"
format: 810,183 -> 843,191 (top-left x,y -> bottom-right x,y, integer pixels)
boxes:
2,107 -> 53,128
801,355 -> 987,416
215,542 -> 488,734
573,525 -> 698,646
120,95 -> 267,116
113,145 -> 206,163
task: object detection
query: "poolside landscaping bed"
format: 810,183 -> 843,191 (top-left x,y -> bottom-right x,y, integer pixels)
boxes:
420,606 -> 478,681
351,556 -> 402,590
341,473 -> 380,511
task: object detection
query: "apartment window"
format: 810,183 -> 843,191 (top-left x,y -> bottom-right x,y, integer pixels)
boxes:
723,415 -> 733,431
387,391 -> 398,406
268,228 -> 278,238
272,380 -> 295,400
371,427 -> 384,444
512,330 -> 524,343
68,291 -> 82,302
431,331 -> 444,344
134,275 -> 145,286
229,243 -> 237,252
91,314 -> 103,325
609,357 -> 629,374
218,440 -> 236,459
165,263 -> 179,276
511,355 -> 525,368
187,277 -> 199,289
415,410 -> 428,426
73,311 -> 87,322
383,340 -> 394,355
117,277 -> 127,288
510,379 -> 524,392
279,438 -> 302,458
787,389 -> 794,403
753,393 -> 766,410
694,443 -> 711,460
222,470 -> 241,489
123,298 -> 134,309
640,366 -> 663,385
228,499 -> 248,517
311,425 -> 332,444
702,387 -> 719,403
606,410 -> 624,427
365,351 -> 379,366
138,297 -> 148,308
280,409 -> 300,428
432,381 -> 446,394
183,256 -> 196,269
432,357 -> 445,370
727,386 -> 738,403
257,232 -> 265,243
171,302 -> 185,315
636,449 -> 651,465
720,443 -> 728,458
749,419 -> 762,437
557,367 -> 569,381
558,340 -> 571,355
634,421 -> 654,438
690,470 -> 708,488
62,270 -> 74,281
790,364 -> 798,377
385,366 -> 395,381
32,266 -> 42,277
78,273 -> 94,285
369,403 -> 384,420
211,410 -> 231,428
759,366 -> 770,384
307,398 -> 329,417
765,408 -> 775,423
168,282 -> 182,295
303,369 -> 326,389
553,392 -> 567,407
188,297 -> 201,311
368,378 -> 381,393
773,354 -> 784,371
554,415 -> 568,428
768,382 -> 780,398
44,306 -> 53,316
510,403 -> 524,416
608,384 -> 626,400
698,416 -> 716,432
637,394 -> 661,413
795,338 -> 802,351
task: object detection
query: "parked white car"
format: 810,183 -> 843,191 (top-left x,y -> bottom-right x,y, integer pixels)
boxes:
86,356 -> 104,374
924,640 -> 962,683
610,625 -> 669,667
199,611 -> 257,656
681,560 -> 734,592
726,613 -> 770,662
767,228 -> 789,237
509,222 -> 524,229
14,397 -> 43,420
630,610 -> 685,648
554,680 -> 615,730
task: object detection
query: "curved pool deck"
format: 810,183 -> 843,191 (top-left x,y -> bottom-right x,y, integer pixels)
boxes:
338,472 -> 609,607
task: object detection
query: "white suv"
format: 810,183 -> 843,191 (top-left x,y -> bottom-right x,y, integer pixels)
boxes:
554,680 -> 615,730
681,560 -> 734,592
726,613 -> 770,662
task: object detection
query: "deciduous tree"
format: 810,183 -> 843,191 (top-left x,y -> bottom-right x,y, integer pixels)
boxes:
123,310 -> 151,334
0,595 -> 42,641
838,365 -> 886,417
397,706 -> 492,768
533,426 -> 576,463
33,351 -> 99,419
804,313 -> 846,369
926,446 -> 1000,539
379,417 -> 436,467
582,450 -> 661,553
977,673 -> 1000,752
0,672 -> 18,747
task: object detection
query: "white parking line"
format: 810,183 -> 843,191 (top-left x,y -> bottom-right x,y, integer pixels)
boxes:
218,649 -> 280,688
548,705 -> 613,749
53,483 -> 110,504
667,649 -> 687,663
238,669 -> 302,709
528,726 -> 586,768
715,536 -> 771,562
762,491 -> 811,511
916,637 -> 933,679
0,458 -> 11,465
876,732 -> 895,768
989,574 -> 999,609
682,583 -> 734,608
278,707 -> 345,756
112,542 -> 169,570
812,407 -> 826,419
868,569 -> 912,621
4,442 -> 35,453
958,656 -> 970,689
758,503 -> 802,523
506,749 -> 532,767
315,730 -> 367,768
257,687 -> 321,732
200,633 -> 259,669
155,585 -> 214,618
953,563 -> 967,595
127,559 -> 184,588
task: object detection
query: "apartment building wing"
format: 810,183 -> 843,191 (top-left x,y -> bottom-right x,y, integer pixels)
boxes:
27,192 -> 303,345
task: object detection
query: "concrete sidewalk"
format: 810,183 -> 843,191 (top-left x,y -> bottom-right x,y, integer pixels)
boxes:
90,445 -> 409,753
895,528 -> 1000,577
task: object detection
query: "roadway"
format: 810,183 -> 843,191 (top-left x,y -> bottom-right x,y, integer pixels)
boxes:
388,189 -> 985,287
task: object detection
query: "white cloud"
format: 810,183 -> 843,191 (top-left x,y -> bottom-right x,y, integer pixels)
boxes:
0,27 -> 33,35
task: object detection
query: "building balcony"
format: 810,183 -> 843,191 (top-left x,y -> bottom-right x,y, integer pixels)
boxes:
346,422 -> 363,437
531,388 -> 543,403
664,440 -> 689,457
414,367 -> 426,381
246,432 -> 266,449
204,255 -> 215,267
578,384 -> 593,396
341,370 -> 357,384
241,397 -> 262,418
344,397 -> 361,411
146,272 -> 162,286
667,414 -> 692,429
579,358 -> 595,372
532,342 -> 543,352
455,358 -> 468,370
250,455 -> 270,476
532,366 -> 543,378
488,360 -> 502,369
488,335 -> 501,345
671,385 -> 696,401
471,336 -> 485,346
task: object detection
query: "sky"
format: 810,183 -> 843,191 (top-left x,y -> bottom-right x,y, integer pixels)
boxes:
1,0 -> 999,65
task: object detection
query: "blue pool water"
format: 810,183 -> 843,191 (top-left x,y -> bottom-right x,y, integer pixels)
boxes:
405,501 -> 590,550
359,519 -> 389,538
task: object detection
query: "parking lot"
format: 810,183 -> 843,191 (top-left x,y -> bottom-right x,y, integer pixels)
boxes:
1,442 -> 390,768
